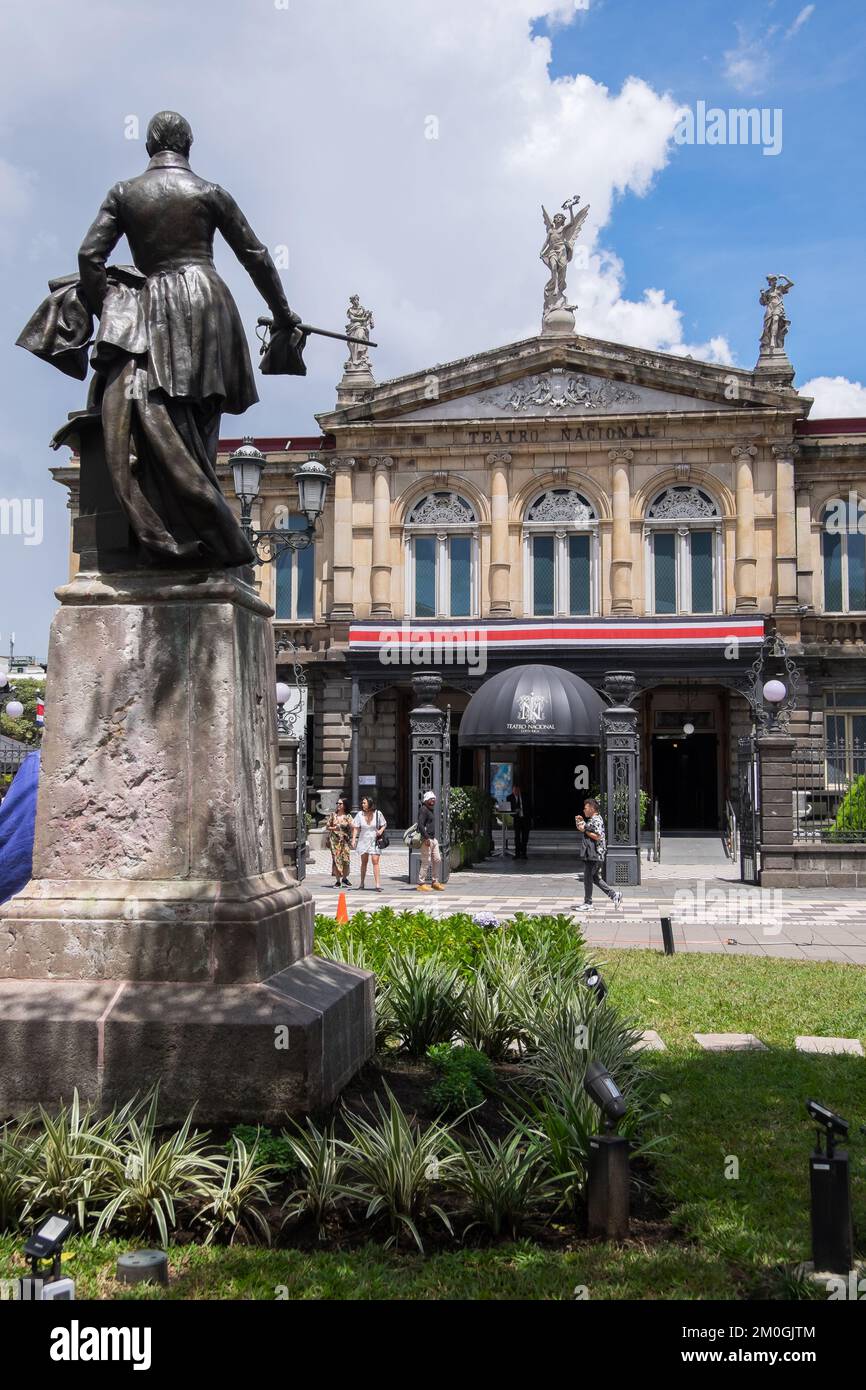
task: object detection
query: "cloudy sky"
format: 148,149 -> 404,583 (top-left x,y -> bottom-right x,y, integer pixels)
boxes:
0,0 -> 863,655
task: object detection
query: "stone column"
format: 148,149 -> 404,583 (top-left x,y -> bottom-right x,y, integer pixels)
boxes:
370,456 -> 393,619
600,671 -> 641,887
796,485 -> 814,610
330,456 -> 356,622
488,452 -> 512,617
755,732 -> 796,887
772,443 -> 799,612
609,449 -> 634,615
733,444 -> 758,612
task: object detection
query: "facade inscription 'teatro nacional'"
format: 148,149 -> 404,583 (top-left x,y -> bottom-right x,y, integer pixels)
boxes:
461,422 -> 656,446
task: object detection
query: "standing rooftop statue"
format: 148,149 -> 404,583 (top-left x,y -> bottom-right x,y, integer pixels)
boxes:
539,194 -> 590,337
17,110 -> 306,569
755,274 -> 796,385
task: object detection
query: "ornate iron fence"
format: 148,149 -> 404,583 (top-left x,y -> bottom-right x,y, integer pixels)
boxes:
792,739 -> 866,843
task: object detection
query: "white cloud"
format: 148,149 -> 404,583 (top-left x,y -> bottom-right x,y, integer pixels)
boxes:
799,375 -> 866,418
786,5 -> 816,39
723,24 -> 779,93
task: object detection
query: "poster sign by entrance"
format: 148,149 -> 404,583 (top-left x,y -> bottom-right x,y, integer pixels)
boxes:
490,762 -> 513,803
358,775 -> 377,786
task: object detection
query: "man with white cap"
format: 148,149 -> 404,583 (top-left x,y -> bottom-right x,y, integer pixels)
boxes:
417,790 -> 444,892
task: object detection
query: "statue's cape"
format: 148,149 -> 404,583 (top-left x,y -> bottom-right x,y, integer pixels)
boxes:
15,265 -> 147,381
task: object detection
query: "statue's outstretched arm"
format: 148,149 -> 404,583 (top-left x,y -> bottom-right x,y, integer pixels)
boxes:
78,185 -> 123,316
213,186 -> 297,326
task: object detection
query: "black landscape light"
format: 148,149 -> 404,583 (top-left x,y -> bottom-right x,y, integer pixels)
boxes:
20,1212 -> 75,1300
806,1099 -> 855,1275
584,966 -> 607,1004
583,1060 -> 630,1242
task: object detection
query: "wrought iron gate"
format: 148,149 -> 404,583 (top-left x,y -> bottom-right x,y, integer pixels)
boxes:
737,735 -> 759,884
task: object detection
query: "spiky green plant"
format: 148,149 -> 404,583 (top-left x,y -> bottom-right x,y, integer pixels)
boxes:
21,1090 -> 138,1232
0,1115 -> 33,1232
384,950 -> 466,1054
281,1118 -> 345,1233
194,1136 -> 276,1246
92,1093 -> 221,1246
338,1086 -> 460,1251
452,1127 -> 549,1238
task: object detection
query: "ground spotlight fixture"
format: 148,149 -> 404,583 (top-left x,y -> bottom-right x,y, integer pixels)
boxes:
583,1059 -> 627,1131
20,1212 -> 75,1300
584,1060 -> 630,1241
584,966 -> 607,1004
806,1099 -> 854,1275
660,915 -> 675,956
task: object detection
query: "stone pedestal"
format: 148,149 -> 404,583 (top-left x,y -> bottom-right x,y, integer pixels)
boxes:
541,306 -> 576,337
0,568 -> 373,1121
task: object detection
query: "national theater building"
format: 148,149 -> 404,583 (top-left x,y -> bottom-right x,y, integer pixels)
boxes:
56,285 -> 866,837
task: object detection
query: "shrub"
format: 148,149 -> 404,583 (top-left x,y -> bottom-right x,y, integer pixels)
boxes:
282,1118 -> 345,1232
0,1116 -> 32,1232
449,785 -> 495,844
452,1127 -> 549,1238
194,1136 -> 276,1246
385,950 -> 466,1054
826,774 -> 866,840
228,1126 -> 296,1177
338,1086 -> 460,1251
426,1043 -> 494,1115
93,1093 -> 221,1246
22,1091 -> 134,1232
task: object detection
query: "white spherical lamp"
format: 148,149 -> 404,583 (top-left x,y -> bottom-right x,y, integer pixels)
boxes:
762,679 -> 787,705
5,700 -> 24,719
275,682 -> 292,706
683,721 -> 695,736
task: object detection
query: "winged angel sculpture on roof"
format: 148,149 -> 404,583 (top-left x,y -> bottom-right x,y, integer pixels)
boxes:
540,195 -> 590,320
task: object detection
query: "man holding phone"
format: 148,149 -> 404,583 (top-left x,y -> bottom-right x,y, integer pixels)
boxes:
575,798 -> 623,911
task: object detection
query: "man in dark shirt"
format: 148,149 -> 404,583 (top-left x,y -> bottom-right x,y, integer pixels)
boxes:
507,783 -> 531,859
416,790 -> 444,891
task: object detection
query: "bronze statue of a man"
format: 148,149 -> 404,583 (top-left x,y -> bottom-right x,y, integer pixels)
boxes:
20,111 -> 302,569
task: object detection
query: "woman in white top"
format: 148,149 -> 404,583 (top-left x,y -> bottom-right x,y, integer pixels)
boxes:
351,796 -> 387,891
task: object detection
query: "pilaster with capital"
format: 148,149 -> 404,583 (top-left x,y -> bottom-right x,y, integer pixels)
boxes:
795,483 -> 814,611
488,452 -> 512,617
370,456 -> 394,619
732,444 -> 758,612
772,442 -> 799,611
330,456 -> 357,621
609,448 -> 633,615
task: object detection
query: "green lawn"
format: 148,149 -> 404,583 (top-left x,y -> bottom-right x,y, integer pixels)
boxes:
3,948 -> 863,1300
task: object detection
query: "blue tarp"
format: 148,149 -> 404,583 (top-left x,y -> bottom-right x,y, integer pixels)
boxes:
0,750 -> 39,904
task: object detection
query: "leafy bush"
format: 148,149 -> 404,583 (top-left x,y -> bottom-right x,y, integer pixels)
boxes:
338,1086 -> 460,1251
826,773 -> 866,840
194,1136 -> 276,1246
0,1116 -> 32,1232
282,1118 -> 345,1232
452,1127 -> 548,1238
384,950 -> 466,1054
449,785 -> 495,844
228,1125 -> 296,1177
426,1043 -> 494,1115
21,1091 -> 135,1232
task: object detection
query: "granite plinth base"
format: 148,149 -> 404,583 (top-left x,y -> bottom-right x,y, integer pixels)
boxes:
0,956 -> 375,1122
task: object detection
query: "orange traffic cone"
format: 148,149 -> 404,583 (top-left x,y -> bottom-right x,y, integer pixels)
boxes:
335,892 -> 349,925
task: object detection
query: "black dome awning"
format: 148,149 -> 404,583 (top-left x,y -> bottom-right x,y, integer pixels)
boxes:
458,664 -> 605,747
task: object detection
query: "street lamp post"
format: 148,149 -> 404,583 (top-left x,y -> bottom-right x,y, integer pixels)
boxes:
228,437 -> 330,566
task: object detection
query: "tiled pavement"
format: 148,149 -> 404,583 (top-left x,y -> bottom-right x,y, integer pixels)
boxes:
308,843 -> 866,965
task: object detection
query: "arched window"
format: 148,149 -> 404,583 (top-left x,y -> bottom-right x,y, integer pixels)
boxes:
275,514 -> 315,620
523,489 -> 598,617
821,502 -> 866,613
405,491 -> 478,618
645,486 -> 721,615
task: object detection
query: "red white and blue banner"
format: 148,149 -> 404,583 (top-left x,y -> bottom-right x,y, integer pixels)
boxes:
349,617 -> 764,652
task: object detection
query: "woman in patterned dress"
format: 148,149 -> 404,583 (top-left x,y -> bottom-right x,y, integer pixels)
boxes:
326,796 -> 353,889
